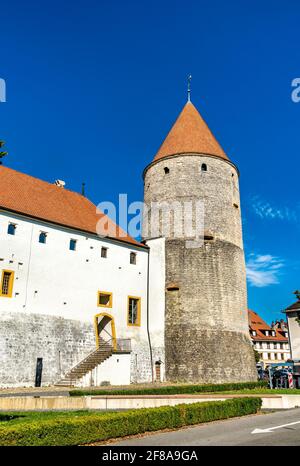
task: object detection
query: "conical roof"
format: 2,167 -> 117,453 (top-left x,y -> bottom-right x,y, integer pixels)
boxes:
154,101 -> 228,161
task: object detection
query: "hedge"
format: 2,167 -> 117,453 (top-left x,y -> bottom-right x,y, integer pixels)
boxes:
70,380 -> 267,397
0,397 -> 262,446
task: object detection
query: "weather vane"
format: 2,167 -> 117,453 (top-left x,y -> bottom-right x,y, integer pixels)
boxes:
187,74 -> 192,102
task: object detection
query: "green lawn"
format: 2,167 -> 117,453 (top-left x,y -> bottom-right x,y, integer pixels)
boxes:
0,410 -> 107,425
0,398 -> 262,446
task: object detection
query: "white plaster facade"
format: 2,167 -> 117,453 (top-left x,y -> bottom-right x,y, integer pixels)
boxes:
285,307 -> 300,361
0,209 -> 166,387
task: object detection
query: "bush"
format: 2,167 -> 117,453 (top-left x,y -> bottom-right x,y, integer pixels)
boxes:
70,381 -> 267,397
0,397 -> 262,446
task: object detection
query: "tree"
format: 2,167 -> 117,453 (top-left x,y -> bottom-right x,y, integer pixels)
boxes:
0,140 -> 7,164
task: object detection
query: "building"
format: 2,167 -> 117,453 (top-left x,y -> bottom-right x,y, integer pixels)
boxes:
0,97 -> 257,387
284,292 -> 300,362
142,100 -> 257,383
248,310 -> 290,366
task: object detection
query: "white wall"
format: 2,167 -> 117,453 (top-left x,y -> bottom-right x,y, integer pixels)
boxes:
80,354 -> 131,386
146,237 -> 166,380
287,313 -> 300,360
0,211 -> 149,346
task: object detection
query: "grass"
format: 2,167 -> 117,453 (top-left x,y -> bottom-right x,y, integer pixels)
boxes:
0,410 -> 107,424
0,398 -> 262,446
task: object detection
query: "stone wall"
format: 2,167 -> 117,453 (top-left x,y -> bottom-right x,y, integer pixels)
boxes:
143,153 -> 257,383
0,311 -> 157,387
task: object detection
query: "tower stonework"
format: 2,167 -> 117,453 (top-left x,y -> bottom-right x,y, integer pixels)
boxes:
143,101 -> 257,383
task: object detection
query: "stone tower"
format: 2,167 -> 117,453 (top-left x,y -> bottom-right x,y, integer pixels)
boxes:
143,100 -> 257,383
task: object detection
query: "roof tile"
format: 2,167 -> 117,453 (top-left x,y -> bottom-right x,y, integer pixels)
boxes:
154,101 -> 228,162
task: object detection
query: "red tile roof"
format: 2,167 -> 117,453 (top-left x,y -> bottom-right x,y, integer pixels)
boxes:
154,101 -> 229,162
0,166 -> 143,247
248,309 -> 288,342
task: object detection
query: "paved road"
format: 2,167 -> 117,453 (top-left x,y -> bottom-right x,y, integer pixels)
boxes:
112,408 -> 300,446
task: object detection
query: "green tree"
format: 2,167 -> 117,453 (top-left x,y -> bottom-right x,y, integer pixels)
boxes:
0,140 -> 7,164
253,348 -> 261,363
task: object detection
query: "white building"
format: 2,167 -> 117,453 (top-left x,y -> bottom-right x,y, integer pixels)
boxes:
0,97 -> 258,387
248,310 -> 290,366
284,294 -> 300,363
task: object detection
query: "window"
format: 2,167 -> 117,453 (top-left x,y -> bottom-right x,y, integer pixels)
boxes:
69,239 -> 77,251
267,342 -> 270,349
101,247 -> 108,258
97,291 -> 112,308
265,330 -> 269,336
201,163 -> 207,172
271,330 -> 276,337
7,223 -> 16,235
0,270 -> 14,297
204,234 -> 214,241
164,167 -> 169,174
130,252 -> 137,265
39,232 -> 47,244
252,330 -> 256,336
128,296 -> 141,326
268,353 -> 272,360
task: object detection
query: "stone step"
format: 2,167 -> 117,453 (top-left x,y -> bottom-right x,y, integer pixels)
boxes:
55,344 -> 114,386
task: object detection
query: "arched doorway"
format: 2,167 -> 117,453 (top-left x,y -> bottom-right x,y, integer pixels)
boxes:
94,313 -> 117,350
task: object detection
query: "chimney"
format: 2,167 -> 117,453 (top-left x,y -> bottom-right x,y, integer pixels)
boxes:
54,179 -> 66,188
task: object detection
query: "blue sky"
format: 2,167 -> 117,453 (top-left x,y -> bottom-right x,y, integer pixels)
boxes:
0,0 -> 299,323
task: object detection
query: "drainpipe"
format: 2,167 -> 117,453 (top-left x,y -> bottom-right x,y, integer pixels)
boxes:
146,245 -> 154,383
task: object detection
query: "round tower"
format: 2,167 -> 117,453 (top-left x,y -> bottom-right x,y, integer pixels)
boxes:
143,100 -> 257,383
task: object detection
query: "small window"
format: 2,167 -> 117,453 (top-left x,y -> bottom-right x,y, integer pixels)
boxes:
128,296 -> 141,326
268,353 -> 272,360
69,239 -> 77,251
265,330 -> 269,336
97,291 -> 112,308
7,223 -> 16,235
164,167 -> 170,174
201,163 -> 207,172
252,330 -> 256,336
0,270 -> 14,297
39,232 -> 47,244
271,330 -> 276,337
167,285 -> 180,292
130,252 -> 137,265
204,234 -> 214,241
101,247 -> 108,258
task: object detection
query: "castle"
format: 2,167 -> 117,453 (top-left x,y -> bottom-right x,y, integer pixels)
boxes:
0,98 -> 257,387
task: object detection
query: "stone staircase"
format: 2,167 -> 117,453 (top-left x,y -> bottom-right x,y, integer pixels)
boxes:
55,338 -> 114,387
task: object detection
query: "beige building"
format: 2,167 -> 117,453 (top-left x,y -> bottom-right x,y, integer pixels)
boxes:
248,310 -> 290,366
